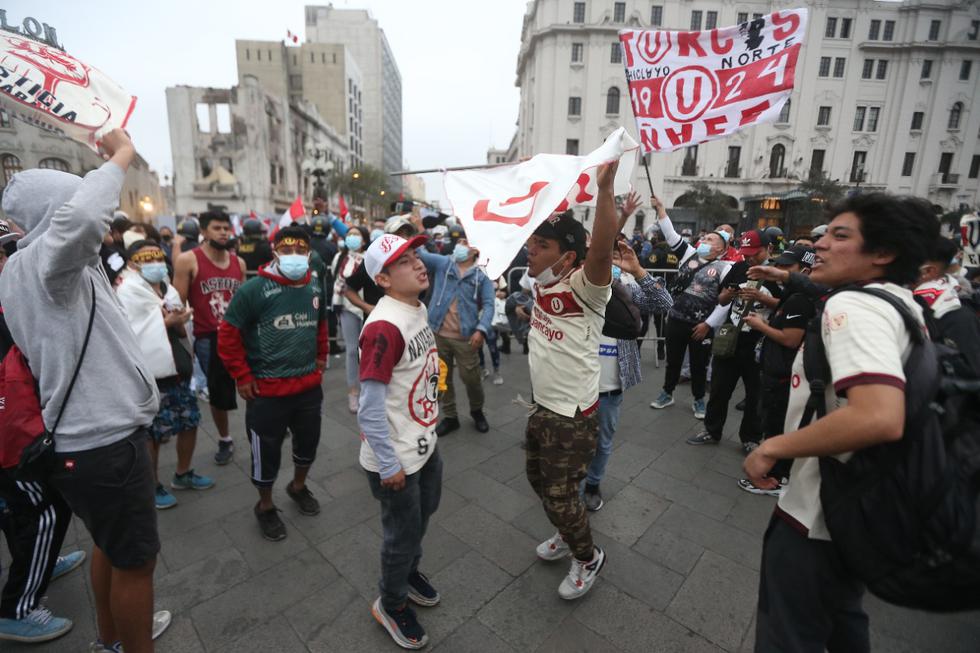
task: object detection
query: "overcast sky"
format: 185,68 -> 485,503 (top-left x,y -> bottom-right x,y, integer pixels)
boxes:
12,0 -> 526,203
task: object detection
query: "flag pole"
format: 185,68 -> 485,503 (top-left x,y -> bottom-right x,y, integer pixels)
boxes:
389,161 -> 517,176
640,153 -> 655,197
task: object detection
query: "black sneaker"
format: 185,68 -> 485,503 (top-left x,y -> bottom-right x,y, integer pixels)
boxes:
254,503 -> 287,541
686,431 -> 720,445
435,417 -> 460,437
407,571 -> 440,607
470,410 -> 489,433
214,440 -> 234,466
583,484 -> 604,512
371,598 -> 428,650
286,482 -> 320,516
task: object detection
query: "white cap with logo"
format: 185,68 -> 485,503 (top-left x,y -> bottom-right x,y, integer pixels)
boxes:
364,233 -> 428,280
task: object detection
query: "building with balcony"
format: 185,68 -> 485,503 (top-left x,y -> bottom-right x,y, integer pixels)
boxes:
166,76 -> 348,216
0,107 -> 165,224
504,0 -> 980,236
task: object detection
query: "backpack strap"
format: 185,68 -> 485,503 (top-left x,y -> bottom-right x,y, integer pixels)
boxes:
48,279 -> 97,437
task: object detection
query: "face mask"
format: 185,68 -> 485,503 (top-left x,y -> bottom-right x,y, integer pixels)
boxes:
208,239 -> 232,251
278,254 -> 309,280
370,229 -> 384,242
696,242 -> 713,258
534,253 -> 570,286
139,262 -> 167,284
345,234 -> 363,251
612,265 -> 622,281
452,243 -> 470,263
161,235 -> 173,243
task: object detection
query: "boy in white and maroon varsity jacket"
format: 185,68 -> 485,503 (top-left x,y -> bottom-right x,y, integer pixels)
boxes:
357,233 -> 441,651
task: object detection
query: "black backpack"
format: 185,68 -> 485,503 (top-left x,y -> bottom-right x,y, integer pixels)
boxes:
801,286 -> 980,612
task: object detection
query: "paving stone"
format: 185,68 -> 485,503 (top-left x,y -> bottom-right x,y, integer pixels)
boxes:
438,439 -> 497,479
440,503 -> 538,577
482,444 -> 530,484
589,484 -> 669,546
632,523 -> 706,576
510,504 -> 557,543
159,521 -> 234,572
863,595 -> 980,653
284,486 -> 379,545
592,531 -> 685,611
632,467 -> 736,521
156,614 -> 206,653
423,549 -> 515,645
602,441 -> 662,482
724,492 -> 777,536
666,551 -> 758,651
321,466 -> 371,499
534,616 -> 623,652
188,548 -> 337,650
317,521 -> 383,602
445,468 -> 537,522
477,562 -> 579,651
219,505 -> 314,574
212,615 -> 308,653
654,503 -> 763,571
306,596 -> 397,653
432,619 -> 517,652
573,583 -> 724,653
285,576 -> 361,642
154,548 -> 252,615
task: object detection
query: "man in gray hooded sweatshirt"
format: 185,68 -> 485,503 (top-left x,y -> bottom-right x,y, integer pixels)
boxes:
0,129 -> 161,653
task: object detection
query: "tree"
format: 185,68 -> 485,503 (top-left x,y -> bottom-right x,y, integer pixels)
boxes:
326,164 -> 390,220
794,173 -> 847,227
674,181 -> 739,226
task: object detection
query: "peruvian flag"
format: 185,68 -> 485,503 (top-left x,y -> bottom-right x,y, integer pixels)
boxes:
338,194 -> 350,222
269,196 -> 305,241
287,29 -> 299,44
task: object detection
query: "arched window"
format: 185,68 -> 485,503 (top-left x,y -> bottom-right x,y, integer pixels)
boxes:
606,87 -> 620,115
38,157 -> 70,173
778,98 -> 791,123
769,144 -> 786,178
948,102 -> 963,130
1,154 -> 21,186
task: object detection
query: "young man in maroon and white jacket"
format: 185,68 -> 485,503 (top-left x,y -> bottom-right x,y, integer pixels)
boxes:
357,232 -> 442,650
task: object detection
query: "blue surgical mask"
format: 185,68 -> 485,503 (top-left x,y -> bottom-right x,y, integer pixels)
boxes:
696,242 -> 713,258
370,229 -> 384,242
278,254 -> 309,280
452,243 -> 470,263
345,234 -> 363,251
612,264 -> 622,281
139,262 -> 167,284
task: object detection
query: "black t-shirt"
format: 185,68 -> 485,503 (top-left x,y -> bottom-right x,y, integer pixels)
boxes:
644,243 -> 679,270
345,261 -> 385,307
761,291 -> 816,379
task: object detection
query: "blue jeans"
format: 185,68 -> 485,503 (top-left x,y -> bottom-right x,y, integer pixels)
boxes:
585,392 -> 624,486
366,448 -> 443,611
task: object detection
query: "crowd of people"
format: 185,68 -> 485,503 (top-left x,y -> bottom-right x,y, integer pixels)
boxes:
0,128 -> 978,651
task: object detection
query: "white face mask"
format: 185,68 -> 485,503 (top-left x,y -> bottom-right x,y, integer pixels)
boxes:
533,253 -> 571,286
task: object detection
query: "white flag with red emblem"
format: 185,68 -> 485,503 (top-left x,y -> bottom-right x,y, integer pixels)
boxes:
0,33 -> 136,152
619,9 -> 808,152
443,127 -> 638,280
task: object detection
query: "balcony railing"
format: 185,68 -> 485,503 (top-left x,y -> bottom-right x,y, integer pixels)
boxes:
681,162 -> 698,176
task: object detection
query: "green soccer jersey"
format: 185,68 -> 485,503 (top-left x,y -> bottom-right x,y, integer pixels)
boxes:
222,272 -> 325,379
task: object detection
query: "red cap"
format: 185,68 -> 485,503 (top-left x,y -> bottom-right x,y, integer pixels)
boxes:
737,230 -> 769,257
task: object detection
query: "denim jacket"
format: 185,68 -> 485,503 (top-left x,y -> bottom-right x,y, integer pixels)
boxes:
418,249 -> 495,338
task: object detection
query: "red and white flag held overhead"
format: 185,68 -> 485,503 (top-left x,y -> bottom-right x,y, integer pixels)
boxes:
279,196 -> 305,228
619,9 -> 808,153
0,32 -> 137,152
286,30 -> 299,44
443,127 -> 638,280
338,194 -> 350,221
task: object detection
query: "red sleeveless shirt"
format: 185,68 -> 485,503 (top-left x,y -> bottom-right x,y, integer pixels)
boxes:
188,248 -> 243,337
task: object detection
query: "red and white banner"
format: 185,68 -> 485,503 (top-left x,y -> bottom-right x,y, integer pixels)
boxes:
0,33 -> 136,152
444,127 -> 638,280
619,9 -> 808,153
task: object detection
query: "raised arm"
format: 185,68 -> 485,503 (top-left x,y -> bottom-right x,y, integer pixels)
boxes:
583,161 -> 619,286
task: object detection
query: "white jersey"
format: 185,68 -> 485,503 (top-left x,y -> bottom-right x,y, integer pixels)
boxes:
529,267 -> 611,417
358,295 -> 439,475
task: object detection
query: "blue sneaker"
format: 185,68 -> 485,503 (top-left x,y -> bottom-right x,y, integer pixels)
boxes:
171,470 -> 215,491
155,484 -> 178,510
51,550 -> 86,582
407,570 -> 440,607
650,391 -> 674,409
371,598 -> 428,650
693,398 -> 706,420
0,606 -> 72,643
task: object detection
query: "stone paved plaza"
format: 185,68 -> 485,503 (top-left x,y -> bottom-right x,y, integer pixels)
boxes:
6,350 -> 978,652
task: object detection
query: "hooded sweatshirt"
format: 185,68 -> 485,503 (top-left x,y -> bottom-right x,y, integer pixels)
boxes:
0,163 -> 160,453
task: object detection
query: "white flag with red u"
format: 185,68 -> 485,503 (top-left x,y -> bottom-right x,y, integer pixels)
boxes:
443,127 -> 638,280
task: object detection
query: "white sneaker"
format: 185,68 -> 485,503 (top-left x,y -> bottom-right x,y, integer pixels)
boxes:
536,532 -> 571,561
558,546 -> 606,600
152,610 -> 172,640
492,372 -> 503,385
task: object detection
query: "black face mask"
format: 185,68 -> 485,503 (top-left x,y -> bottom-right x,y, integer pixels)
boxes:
161,236 -> 173,243
208,239 -> 232,251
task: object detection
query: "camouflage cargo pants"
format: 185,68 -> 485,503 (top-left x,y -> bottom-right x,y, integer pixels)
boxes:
525,404 -> 599,560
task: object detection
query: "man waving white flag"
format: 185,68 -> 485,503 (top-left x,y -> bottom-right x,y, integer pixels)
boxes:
444,127 -> 639,279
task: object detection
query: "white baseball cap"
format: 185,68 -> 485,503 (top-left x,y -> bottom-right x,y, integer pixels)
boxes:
384,214 -> 415,235
364,233 -> 428,280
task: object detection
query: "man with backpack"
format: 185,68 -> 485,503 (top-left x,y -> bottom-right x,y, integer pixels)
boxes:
0,129 -> 165,652
744,193 -> 938,652
583,237 -> 671,511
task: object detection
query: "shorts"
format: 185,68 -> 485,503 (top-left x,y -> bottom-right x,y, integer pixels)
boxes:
246,386 -> 323,487
48,429 -> 159,569
150,378 -> 201,441
193,333 -> 238,411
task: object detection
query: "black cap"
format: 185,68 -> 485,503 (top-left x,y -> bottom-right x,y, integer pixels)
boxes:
447,224 -> 466,241
773,244 -> 815,268
533,211 -> 588,262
